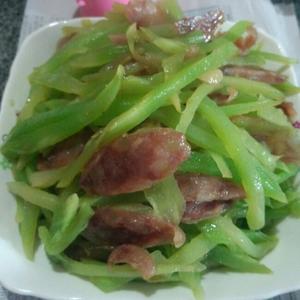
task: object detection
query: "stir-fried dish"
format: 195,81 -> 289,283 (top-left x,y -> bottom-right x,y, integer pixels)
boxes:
1,0 -> 300,298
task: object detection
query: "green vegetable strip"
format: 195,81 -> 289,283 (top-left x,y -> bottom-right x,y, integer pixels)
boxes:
243,230 -> 278,244
1,66 -> 124,158
179,273 -> 204,300
186,126 -> 227,156
35,99 -> 70,113
31,70 -> 85,95
127,23 -> 141,60
18,85 -> 50,121
178,151 -> 222,176
290,201 -> 300,217
58,42 -> 237,187
176,83 -> 216,134
179,31 -> 205,45
199,98 -> 265,230
162,53 -> 185,77
92,94 -> 141,126
201,217 -> 277,258
121,73 -> 164,95
70,45 -> 129,68
221,99 -> 281,117
207,245 -> 271,273
229,52 -> 266,66
276,163 -> 299,183
152,107 -> 227,156
15,198 -> 25,223
13,170 -> 40,260
223,76 -> 284,100
256,162 -> 287,203
53,254 -> 139,277
8,182 -> 58,211
39,202 -> 93,255
239,128 -> 278,171
28,167 -> 66,188
168,234 -> 216,265
51,194 -> 80,233
140,27 -> 187,54
209,151 -> 233,178
251,50 -> 298,65
18,201 -> 40,260
257,105 -> 293,129
144,175 -> 185,225
274,82 -> 300,96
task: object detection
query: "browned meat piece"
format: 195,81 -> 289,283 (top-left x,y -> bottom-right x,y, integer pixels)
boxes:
80,128 -> 191,196
176,174 -> 245,223
176,174 -> 245,203
108,244 -> 155,280
209,92 -> 232,105
84,206 -> 185,248
184,200 -> 231,223
125,0 -> 167,26
278,102 -> 297,118
37,128 -> 92,170
209,87 -> 238,105
222,65 -> 286,84
175,9 -> 224,42
235,26 -> 257,53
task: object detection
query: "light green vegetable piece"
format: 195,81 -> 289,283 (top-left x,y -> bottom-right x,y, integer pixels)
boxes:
144,175 -> 185,225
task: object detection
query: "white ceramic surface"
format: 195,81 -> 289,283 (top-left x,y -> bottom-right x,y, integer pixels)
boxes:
0,19 -> 300,300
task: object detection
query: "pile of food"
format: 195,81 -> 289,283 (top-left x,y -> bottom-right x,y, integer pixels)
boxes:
1,0 -> 300,298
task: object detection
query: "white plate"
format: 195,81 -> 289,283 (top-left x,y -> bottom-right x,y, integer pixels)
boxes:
0,18 -> 300,300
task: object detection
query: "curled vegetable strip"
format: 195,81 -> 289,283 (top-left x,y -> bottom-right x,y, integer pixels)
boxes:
176,83 -> 217,134
140,27 -> 187,54
198,98 -> 265,230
